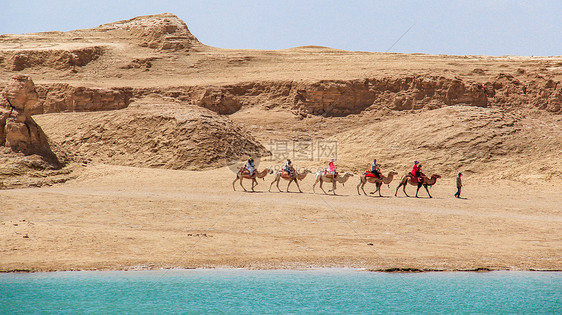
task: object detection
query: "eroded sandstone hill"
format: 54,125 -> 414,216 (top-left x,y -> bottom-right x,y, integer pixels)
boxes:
35,97 -> 267,170
0,13 -> 561,185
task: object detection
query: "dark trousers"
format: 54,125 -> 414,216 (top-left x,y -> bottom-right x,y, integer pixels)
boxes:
454,186 -> 461,197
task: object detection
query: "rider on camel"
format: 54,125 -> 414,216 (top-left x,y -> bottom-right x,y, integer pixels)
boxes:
245,156 -> 256,176
283,159 -> 294,176
411,161 -> 423,182
370,159 -> 381,179
328,158 -> 337,177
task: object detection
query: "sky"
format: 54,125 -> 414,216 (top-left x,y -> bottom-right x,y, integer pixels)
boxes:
1,0 -> 561,56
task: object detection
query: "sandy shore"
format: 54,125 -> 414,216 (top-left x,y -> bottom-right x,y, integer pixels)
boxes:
1,164 -> 560,272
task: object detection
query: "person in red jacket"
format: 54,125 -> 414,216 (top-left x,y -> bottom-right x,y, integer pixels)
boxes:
411,161 -> 425,183
411,161 -> 421,177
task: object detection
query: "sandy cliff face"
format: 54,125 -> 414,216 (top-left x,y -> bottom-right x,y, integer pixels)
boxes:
20,73 -> 560,116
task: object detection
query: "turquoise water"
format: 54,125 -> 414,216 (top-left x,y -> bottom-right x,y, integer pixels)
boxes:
1,269 -> 560,314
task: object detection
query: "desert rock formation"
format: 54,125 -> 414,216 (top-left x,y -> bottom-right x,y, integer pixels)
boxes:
0,75 -> 59,164
0,13 -> 561,185
97,13 -> 201,51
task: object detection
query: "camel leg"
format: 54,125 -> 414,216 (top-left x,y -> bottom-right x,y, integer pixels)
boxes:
415,183 -> 422,198
403,182 -> 410,197
369,182 -> 378,194
252,179 -> 258,192
357,178 -> 365,195
239,178 -> 247,192
294,179 -> 302,193
319,179 -> 328,194
327,179 -> 334,192
233,176 -> 238,191
268,178 -> 276,192
360,180 -> 368,196
286,179 -> 292,192
276,178 -> 282,192
424,184 -> 432,198
395,183 -> 401,196
370,182 -> 381,195
377,183 -> 383,197
361,182 -> 369,196
313,179 -> 318,194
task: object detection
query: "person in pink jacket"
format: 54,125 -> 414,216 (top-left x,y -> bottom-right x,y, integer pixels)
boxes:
328,158 -> 337,176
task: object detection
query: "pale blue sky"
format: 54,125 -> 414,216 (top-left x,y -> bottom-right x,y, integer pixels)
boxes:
1,0 -> 560,56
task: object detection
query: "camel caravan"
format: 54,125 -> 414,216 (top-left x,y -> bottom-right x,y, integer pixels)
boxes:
233,157 -> 441,197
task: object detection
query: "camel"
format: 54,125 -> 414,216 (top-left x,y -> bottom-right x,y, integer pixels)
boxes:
269,169 -> 312,193
232,168 -> 272,192
394,174 -> 441,198
356,171 -> 398,197
312,170 -> 354,195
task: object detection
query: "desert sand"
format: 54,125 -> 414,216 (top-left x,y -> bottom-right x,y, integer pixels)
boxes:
1,164 -> 560,272
0,14 -> 561,272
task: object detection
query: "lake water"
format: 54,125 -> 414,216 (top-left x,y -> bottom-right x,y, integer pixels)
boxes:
1,269 -> 560,314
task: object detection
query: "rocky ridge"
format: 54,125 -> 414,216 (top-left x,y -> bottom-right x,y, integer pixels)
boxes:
8,73 -> 560,116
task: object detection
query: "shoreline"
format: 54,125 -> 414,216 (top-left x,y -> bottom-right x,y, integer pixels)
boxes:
2,267 -> 561,274
2,265 -> 561,274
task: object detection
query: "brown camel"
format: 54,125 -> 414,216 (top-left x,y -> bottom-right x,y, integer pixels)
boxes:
357,171 -> 398,197
395,174 -> 441,198
269,169 -> 311,193
232,168 -> 272,192
312,170 -> 354,195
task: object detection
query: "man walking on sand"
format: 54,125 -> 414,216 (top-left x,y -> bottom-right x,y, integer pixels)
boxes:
454,172 -> 463,198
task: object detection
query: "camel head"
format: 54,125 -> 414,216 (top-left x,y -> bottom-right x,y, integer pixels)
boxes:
432,174 -> 441,179
389,170 -> 398,176
338,171 -> 354,185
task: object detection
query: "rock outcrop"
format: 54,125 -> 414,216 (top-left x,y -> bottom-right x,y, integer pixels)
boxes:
5,46 -> 104,72
0,75 -> 60,165
30,84 -> 132,115
97,13 -> 200,51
